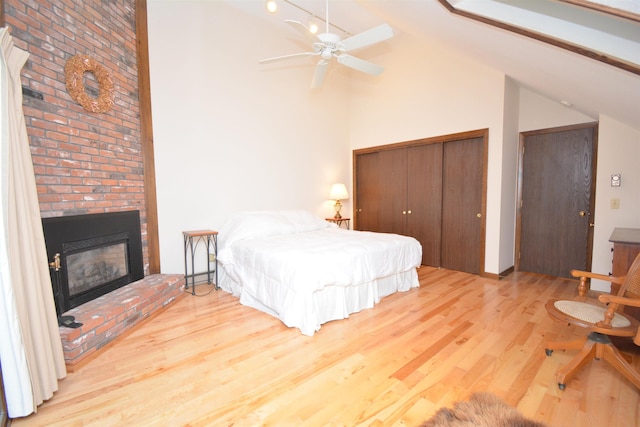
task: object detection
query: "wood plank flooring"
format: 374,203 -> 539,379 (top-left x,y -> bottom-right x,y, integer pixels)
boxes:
11,267 -> 640,426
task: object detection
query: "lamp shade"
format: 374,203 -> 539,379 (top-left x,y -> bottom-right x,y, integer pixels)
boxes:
329,183 -> 349,200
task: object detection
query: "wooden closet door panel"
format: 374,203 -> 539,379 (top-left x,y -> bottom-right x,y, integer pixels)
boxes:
378,149 -> 408,235
355,152 -> 381,231
441,137 -> 483,274
407,144 -> 442,266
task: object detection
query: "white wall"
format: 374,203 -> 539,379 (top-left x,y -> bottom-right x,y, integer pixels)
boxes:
148,1 -> 351,274
519,88 -> 595,132
591,115 -> 640,290
498,77 -> 520,274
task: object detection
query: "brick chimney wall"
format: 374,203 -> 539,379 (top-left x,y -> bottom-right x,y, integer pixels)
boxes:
2,0 -> 149,273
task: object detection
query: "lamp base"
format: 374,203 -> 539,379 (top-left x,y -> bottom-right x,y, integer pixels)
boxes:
333,200 -> 343,219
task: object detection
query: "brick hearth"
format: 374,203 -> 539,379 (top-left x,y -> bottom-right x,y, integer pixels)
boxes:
58,274 -> 185,369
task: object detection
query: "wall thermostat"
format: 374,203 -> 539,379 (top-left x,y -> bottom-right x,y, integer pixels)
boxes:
611,174 -> 621,187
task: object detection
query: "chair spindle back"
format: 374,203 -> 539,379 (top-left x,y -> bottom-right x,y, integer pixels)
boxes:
618,252 -> 640,300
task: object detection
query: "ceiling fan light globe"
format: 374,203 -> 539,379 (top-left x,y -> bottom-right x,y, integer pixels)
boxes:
265,0 -> 277,13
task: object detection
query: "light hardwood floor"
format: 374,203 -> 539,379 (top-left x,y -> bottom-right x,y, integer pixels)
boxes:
12,267 -> 640,426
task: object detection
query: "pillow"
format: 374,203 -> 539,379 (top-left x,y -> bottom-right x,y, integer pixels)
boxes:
218,210 -> 330,253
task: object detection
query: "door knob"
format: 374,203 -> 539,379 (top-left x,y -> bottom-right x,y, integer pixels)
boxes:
476,213 -> 482,218
579,210 -> 588,216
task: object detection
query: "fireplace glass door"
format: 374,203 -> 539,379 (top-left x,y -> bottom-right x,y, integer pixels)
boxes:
66,241 -> 129,297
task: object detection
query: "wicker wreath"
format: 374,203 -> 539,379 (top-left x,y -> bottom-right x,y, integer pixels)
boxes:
64,54 -> 115,113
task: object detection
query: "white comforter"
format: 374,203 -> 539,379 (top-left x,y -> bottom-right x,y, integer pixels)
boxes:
217,210 -> 422,335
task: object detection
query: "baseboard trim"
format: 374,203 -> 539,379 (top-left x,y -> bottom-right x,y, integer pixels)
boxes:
480,266 -> 514,280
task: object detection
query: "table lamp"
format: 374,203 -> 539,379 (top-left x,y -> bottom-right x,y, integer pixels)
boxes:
329,183 -> 349,219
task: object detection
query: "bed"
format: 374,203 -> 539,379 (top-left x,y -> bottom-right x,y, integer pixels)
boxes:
217,210 -> 422,335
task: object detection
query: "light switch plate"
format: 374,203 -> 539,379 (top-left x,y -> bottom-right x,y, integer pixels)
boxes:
611,198 -> 620,209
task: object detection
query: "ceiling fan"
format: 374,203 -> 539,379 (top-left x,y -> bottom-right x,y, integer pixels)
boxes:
259,0 -> 393,88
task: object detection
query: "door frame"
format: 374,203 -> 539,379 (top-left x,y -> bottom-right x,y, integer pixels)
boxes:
353,128 -> 488,277
514,122 -> 599,274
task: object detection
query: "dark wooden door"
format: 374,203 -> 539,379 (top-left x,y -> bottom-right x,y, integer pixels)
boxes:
356,145 -> 443,266
354,152 -> 380,232
377,148 -> 408,235
407,144 -> 443,266
441,137 -> 484,274
518,124 -> 597,278
354,129 -> 487,273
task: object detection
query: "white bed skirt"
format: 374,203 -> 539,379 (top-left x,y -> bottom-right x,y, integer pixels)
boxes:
218,265 -> 419,335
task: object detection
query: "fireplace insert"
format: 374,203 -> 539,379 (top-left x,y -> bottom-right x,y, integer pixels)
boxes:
42,211 -> 144,315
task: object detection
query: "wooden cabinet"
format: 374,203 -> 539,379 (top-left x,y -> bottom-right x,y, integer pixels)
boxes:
610,228 -> 640,277
609,228 -> 640,320
354,130 -> 486,274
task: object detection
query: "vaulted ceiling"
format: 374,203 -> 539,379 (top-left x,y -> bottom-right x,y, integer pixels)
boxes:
229,0 -> 640,131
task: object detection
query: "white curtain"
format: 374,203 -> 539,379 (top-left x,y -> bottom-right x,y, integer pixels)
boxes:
0,27 -> 66,418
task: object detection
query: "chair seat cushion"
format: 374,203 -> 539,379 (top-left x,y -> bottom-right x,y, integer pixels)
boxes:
554,300 -> 631,327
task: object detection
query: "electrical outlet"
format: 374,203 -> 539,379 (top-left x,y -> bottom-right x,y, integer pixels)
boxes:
610,198 -> 620,209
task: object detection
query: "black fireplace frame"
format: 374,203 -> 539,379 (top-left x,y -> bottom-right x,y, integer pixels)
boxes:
42,210 -> 144,314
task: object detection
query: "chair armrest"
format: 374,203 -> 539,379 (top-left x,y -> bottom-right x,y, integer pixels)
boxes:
570,269 -> 625,285
569,270 -> 625,298
598,294 -> 640,308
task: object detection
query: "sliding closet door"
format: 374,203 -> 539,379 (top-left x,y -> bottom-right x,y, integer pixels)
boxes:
377,148 -> 408,235
407,144 -> 442,266
354,129 -> 487,273
441,137 -> 484,274
355,152 -> 381,231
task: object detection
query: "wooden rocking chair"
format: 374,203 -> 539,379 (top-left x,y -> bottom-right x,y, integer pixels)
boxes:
544,252 -> 640,390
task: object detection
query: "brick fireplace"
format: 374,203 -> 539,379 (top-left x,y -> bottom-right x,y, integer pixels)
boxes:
58,274 -> 184,370
41,210 -> 184,368
2,1 -> 153,270
1,1 -> 171,367
43,211 -> 145,315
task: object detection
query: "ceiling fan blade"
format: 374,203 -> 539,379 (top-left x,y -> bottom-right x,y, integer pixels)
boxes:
259,52 -> 314,64
311,59 -> 330,88
285,20 -> 321,43
339,24 -> 393,52
336,54 -> 384,76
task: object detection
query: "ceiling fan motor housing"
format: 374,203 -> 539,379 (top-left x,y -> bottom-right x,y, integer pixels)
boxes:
317,33 -> 342,58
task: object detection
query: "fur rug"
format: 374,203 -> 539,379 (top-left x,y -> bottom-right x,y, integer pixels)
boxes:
420,392 -> 547,427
